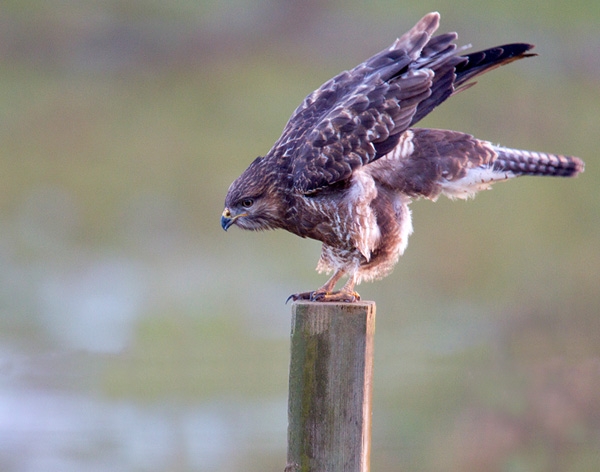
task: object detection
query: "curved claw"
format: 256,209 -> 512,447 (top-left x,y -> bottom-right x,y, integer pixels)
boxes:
285,291 -> 313,304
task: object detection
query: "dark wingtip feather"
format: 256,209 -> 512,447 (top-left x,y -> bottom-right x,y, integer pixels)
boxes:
454,43 -> 536,90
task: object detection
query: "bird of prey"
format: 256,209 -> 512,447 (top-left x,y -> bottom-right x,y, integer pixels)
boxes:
221,12 -> 584,303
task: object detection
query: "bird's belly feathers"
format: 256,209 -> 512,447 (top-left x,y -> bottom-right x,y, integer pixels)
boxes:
297,169 -> 381,256
302,173 -> 414,284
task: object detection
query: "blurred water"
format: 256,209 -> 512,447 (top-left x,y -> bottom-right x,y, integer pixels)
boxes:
0,385 -> 285,472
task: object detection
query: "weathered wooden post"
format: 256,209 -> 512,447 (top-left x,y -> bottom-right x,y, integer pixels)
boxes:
286,301 -> 376,472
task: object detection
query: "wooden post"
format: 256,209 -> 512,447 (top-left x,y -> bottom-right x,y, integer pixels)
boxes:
286,301 -> 376,472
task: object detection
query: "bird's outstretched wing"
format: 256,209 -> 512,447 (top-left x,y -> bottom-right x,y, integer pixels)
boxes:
269,12 -> 533,195
279,12 -> 443,194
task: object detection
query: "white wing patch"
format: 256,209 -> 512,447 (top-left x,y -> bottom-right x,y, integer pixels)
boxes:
440,165 -> 516,200
385,130 -> 415,161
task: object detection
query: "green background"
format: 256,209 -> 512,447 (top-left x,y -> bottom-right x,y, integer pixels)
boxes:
1,1 -> 599,471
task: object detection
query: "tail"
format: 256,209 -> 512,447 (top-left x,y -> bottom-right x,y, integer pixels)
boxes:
492,146 -> 585,177
392,129 -> 585,201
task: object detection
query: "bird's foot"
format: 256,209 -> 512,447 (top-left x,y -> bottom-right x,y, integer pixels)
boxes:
286,290 -> 360,303
286,291 -> 312,303
312,290 -> 361,303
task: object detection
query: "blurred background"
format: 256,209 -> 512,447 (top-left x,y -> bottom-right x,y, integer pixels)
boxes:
0,1 -> 598,471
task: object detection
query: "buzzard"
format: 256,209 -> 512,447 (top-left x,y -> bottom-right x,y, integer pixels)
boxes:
221,12 -> 584,302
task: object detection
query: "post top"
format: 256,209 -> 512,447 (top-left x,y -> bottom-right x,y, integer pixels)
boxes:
291,300 -> 376,308
291,301 -> 376,322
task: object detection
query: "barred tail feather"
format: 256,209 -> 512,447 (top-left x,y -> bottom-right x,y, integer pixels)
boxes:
492,146 -> 585,177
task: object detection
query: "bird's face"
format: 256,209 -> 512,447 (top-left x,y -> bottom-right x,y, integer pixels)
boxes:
221,195 -> 258,231
221,193 -> 283,232
221,158 -> 283,232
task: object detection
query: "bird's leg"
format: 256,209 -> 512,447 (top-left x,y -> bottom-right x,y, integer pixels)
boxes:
287,270 -> 361,303
312,273 -> 361,303
286,269 -> 346,303
338,275 -> 361,301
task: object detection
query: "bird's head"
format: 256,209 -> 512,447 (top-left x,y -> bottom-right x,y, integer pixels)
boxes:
221,157 -> 285,232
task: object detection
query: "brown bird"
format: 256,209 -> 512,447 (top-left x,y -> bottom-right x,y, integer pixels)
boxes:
221,12 -> 584,303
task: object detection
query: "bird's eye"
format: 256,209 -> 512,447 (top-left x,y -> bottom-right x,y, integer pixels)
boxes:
241,198 -> 254,208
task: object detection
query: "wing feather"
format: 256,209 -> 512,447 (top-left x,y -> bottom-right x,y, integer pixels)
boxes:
267,12 -> 533,195
286,13 -> 443,194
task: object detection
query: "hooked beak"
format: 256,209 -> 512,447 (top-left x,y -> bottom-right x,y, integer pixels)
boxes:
221,208 -> 246,231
